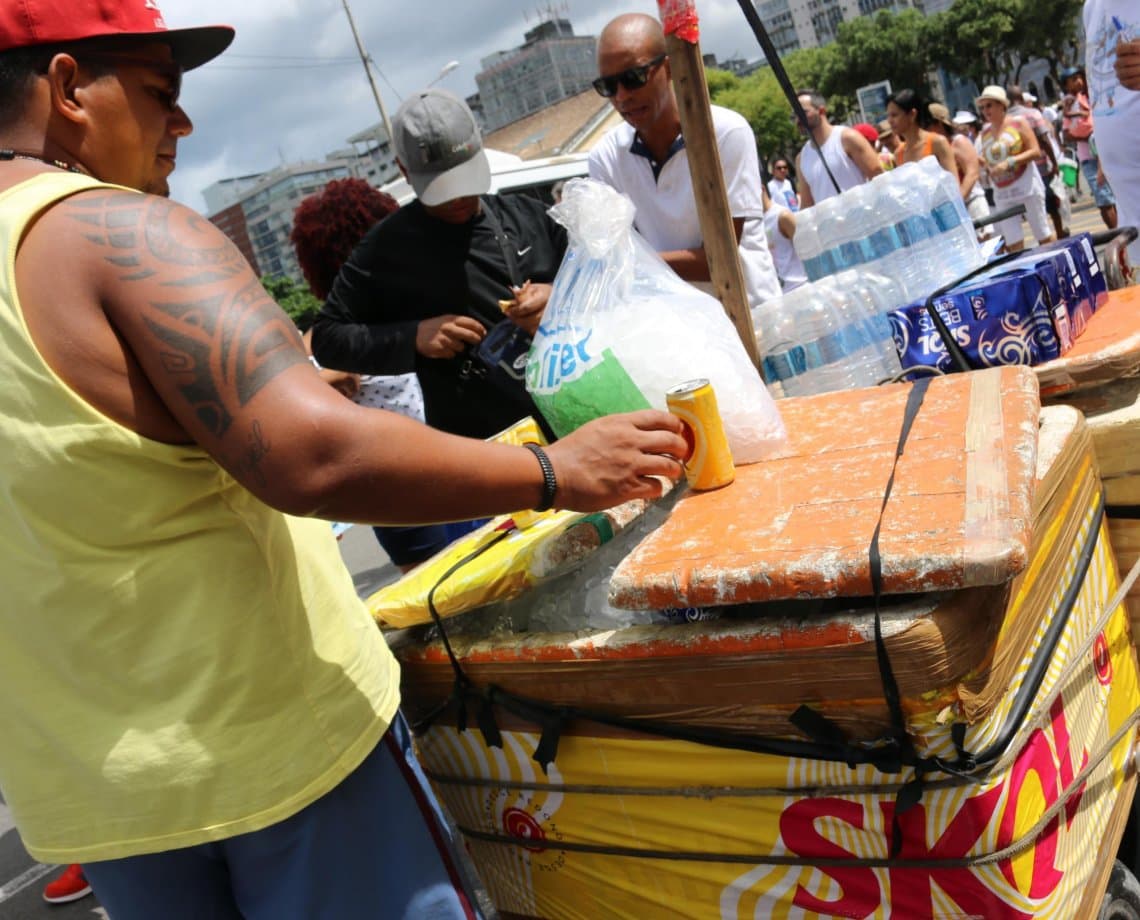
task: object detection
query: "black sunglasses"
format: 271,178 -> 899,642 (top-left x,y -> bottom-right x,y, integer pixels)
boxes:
592,54 -> 666,97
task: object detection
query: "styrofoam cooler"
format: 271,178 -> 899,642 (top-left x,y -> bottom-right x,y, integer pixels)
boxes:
391,367 -> 1139,919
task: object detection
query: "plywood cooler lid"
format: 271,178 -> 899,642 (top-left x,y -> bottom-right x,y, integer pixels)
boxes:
610,365 -> 1041,609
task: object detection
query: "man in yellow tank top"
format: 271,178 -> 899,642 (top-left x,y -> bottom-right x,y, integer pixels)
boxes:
0,2 -> 688,917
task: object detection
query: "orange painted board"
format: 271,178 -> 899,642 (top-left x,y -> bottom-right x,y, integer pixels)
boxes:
1036,285 -> 1140,397
610,365 -> 1040,609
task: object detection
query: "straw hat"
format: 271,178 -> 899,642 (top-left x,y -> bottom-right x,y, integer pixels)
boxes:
976,85 -> 1010,109
927,102 -> 955,130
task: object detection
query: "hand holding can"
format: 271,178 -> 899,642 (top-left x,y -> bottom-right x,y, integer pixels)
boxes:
665,379 -> 735,491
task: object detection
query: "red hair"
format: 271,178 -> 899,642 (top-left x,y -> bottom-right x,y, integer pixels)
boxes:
290,178 -> 399,300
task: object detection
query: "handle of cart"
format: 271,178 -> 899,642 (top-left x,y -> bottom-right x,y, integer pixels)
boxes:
972,203 -> 1027,232
1091,225 -> 1138,291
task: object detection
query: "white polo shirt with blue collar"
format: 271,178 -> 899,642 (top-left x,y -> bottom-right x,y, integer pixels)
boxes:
588,104 -> 781,308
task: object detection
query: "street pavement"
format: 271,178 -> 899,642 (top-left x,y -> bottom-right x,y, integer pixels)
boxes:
0,189 -> 1127,920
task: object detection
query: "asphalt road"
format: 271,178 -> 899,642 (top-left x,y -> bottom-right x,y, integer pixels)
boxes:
0,192 -> 1123,919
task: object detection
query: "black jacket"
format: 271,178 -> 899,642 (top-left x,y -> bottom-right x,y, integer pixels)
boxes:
311,194 -> 567,438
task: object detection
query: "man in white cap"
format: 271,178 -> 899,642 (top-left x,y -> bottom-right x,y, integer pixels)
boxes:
0,3 -> 686,915
313,89 -> 569,439
952,109 -> 980,142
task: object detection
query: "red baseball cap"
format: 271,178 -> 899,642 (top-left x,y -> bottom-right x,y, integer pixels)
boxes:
0,0 -> 234,71
852,122 -> 879,145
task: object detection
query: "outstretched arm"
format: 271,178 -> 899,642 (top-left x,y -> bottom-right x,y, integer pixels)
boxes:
78,191 -> 685,523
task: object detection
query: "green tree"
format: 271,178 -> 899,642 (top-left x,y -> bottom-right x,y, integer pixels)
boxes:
927,0 -> 1022,89
261,275 -> 321,330
822,9 -> 933,104
707,46 -> 838,169
1008,0 -> 1084,85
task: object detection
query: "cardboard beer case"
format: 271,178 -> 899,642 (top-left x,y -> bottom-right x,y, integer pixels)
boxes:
393,368 -> 1140,919
1034,231 -> 1110,316
890,270 -> 1065,375
889,234 -> 1109,377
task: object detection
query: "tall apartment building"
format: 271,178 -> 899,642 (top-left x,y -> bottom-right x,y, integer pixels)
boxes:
205,161 -> 352,280
330,122 -> 399,187
476,18 -> 597,132
757,0 -> 923,56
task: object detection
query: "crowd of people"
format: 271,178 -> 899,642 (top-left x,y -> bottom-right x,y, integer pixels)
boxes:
770,58 -> 1135,258
1,0 -> 1136,914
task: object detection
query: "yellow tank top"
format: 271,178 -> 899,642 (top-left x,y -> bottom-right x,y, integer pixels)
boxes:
0,174 -> 400,862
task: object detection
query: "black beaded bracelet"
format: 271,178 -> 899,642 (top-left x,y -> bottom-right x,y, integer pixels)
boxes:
522,442 -> 558,511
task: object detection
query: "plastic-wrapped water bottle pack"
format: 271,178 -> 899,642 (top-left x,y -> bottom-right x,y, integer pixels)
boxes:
793,156 -> 983,304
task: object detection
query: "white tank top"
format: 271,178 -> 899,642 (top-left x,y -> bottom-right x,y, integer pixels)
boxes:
763,205 -> 807,291
801,128 -> 868,202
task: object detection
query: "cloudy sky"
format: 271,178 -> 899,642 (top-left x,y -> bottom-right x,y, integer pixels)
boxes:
160,0 -> 766,212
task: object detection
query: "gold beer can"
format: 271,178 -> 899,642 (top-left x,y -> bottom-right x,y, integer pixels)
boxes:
665,378 -> 735,490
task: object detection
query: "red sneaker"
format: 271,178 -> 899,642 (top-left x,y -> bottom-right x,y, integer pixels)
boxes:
42,864 -> 92,904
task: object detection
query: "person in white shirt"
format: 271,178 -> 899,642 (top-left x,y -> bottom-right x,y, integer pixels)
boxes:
793,89 -> 883,206
766,157 -> 799,211
587,13 -> 781,308
1084,0 -> 1140,262
761,186 -> 807,292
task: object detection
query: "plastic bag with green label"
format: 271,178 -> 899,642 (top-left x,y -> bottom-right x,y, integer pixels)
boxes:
526,178 -> 786,463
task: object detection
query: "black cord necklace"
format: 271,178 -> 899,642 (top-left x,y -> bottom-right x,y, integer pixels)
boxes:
0,149 -> 88,175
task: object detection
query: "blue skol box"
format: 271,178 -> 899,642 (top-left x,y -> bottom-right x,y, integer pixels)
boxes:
889,270 -> 1064,375
1031,233 -> 1109,328
975,252 -> 1075,354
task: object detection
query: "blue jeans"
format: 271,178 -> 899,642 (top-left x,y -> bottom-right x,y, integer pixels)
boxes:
83,714 -> 478,920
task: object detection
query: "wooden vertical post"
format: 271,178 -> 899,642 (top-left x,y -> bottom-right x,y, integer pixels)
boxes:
659,2 -> 761,370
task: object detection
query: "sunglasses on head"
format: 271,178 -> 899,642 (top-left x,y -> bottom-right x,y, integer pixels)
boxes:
592,54 -> 666,97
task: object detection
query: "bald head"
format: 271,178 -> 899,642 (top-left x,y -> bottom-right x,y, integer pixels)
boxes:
597,13 -> 666,59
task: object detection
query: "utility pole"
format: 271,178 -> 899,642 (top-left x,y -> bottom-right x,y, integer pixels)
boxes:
340,0 -> 393,145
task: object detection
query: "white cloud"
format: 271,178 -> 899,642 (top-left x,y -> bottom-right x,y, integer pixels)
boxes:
158,0 -> 765,212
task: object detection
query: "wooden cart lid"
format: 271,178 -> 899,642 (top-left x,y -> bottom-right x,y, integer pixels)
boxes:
610,365 -> 1041,609
1036,286 -> 1140,397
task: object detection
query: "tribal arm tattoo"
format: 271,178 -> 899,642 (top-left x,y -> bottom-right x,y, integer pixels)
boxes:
67,192 -> 307,442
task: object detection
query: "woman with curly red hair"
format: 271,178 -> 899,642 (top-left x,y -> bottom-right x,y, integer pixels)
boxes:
291,178 -> 398,301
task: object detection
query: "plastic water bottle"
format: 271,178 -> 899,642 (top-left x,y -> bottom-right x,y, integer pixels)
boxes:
817,192 -> 870,275
843,184 -> 890,282
793,206 -> 832,282
758,271 -> 912,397
753,285 -> 814,398
836,269 -> 903,382
916,156 -> 982,281
869,167 -> 932,301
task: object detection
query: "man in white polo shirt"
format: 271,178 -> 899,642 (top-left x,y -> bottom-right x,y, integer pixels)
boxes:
587,12 -> 780,308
